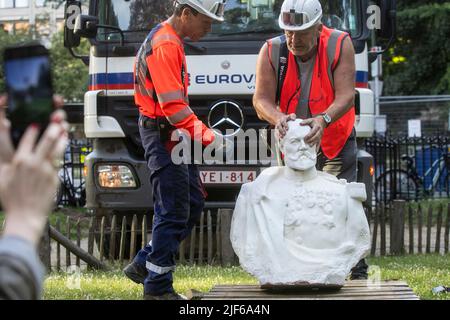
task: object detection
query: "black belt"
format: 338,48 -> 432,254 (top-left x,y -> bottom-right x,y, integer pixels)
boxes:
139,115 -> 173,129
139,115 -> 175,142
139,115 -> 158,130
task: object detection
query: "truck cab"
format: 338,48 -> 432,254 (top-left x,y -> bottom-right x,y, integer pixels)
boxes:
63,0 -> 396,253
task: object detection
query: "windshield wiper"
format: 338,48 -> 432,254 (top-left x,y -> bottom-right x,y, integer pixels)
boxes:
216,29 -> 282,37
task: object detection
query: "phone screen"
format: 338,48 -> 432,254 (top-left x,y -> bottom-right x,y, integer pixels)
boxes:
4,43 -> 53,144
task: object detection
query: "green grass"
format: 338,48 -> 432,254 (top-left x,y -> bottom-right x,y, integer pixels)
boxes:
48,208 -> 91,238
374,198 -> 449,225
367,254 -> 450,300
43,265 -> 256,300
408,198 -> 449,221
43,254 -> 450,300
413,198 -> 449,210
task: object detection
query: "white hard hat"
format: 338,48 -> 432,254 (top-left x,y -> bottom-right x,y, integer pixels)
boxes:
176,0 -> 227,22
278,0 -> 322,31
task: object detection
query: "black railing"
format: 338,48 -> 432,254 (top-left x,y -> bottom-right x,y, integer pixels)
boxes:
365,135 -> 450,205
56,140 -> 92,208
60,135 -> 450,208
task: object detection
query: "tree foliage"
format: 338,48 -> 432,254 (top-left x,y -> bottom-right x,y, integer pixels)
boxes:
383,1 -> 450,95
49,30 -> 90,102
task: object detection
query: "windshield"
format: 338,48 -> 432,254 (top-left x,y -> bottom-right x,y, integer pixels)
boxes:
97,0 -> 361,42
322,1 -> 361,38
209,0 -> 283,36
97,0 -> 172,42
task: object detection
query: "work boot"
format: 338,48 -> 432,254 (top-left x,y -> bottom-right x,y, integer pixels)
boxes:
123,261 -> 148,284
350,259 -> 369,280
144,292 -> 187,300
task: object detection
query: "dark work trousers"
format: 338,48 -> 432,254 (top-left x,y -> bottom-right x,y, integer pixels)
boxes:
132,115 -> 206,295
317,128 -> 369,279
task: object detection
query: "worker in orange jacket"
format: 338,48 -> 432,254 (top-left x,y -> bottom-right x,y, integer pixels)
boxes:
253,0 -> 368,279
124,0 -> 227,300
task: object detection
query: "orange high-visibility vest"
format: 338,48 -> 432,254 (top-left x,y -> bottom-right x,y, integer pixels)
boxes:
267,26 -> 355,159
134,21 -> 214,146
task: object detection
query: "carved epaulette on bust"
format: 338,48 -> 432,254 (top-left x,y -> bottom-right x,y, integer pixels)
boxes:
346,182 -> 367,201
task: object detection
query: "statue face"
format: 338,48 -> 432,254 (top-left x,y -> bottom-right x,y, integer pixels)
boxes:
281,121 -> 317,170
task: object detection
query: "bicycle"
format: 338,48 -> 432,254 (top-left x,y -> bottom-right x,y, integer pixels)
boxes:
53,143 -> 91,208
375,147 -> 450,203
54,163 -> 86,208
375,155 -> 421,204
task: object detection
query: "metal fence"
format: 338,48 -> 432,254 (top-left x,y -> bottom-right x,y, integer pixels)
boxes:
62,135 -> 450,209
365,135 -> 450,205
378,97 -> 450,136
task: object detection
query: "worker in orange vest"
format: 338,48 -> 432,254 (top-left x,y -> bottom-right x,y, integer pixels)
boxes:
253,0 -> 368,279
124,0 -> 227,300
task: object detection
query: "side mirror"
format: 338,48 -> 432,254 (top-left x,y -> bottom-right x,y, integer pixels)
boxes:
74,15 -> 99,39
377,0 -> 397,40
368,51 -> 378,64
64,0 -> 82,48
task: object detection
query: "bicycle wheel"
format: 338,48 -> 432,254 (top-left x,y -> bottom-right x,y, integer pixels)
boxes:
53,181 -> 64,210
375,170 -> 420,203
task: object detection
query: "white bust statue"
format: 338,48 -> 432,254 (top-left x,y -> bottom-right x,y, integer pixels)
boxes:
230,120 -> 371,288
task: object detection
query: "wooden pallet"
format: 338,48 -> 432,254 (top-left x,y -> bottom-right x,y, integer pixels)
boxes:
202,280 -> 420,300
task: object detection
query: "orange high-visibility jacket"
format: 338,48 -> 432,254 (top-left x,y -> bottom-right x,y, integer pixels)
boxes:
267,26 -> 355,159
134,22 -> 215,146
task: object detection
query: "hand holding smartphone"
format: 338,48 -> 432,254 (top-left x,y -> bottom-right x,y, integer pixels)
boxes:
3,41 -> 54,146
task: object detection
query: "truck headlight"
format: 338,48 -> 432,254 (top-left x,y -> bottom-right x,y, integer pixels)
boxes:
369,165 -> 375,177
97,164 -> 137,188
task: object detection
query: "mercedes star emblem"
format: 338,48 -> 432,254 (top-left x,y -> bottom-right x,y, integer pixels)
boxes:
208,101 -> 244,137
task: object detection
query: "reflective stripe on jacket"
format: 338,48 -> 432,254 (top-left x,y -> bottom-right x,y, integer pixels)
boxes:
134,22 -> 214,146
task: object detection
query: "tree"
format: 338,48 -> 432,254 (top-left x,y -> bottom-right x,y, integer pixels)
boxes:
50,30 -> 90,102
383,2 -> 450,95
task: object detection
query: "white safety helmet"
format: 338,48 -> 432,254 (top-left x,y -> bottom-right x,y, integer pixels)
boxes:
278,0 -> 322,31
176,0 -> 227,22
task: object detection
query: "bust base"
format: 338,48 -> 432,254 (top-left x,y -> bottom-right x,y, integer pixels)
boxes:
261,282 -> 343,292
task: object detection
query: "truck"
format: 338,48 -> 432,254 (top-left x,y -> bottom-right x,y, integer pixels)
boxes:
63,0 -> 396,255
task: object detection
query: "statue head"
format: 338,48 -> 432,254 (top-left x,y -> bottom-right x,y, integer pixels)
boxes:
280,120 -> 317,171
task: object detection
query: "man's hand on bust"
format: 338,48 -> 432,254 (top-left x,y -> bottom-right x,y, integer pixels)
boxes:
275,113 -> 296,139
301,116 -> 327,147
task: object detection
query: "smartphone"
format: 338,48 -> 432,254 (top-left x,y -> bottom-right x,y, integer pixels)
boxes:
3,41 -> 54,146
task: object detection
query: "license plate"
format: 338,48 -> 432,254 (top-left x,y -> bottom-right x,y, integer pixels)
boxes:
200,170 -> 256,184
